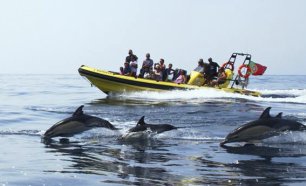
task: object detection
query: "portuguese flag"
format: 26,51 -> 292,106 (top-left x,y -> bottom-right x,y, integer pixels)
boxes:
249,61 -> 267,76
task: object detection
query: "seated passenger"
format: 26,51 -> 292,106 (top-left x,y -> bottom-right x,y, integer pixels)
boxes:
164,63 -> 174,81
172,68 -> 181,81
125,49 -> 138,64
130,58 -> 138,77
159,58 -> 166,70
122,62 -> 131,76
139,53 -> 154,78
174,70 -> 187,84
211,67 -> 227,86
153,64 -> 162,81
194,59 -> 205,73
120,67 -> 124,75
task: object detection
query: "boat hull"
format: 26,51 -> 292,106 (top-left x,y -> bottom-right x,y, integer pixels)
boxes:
78,65 -> 261,97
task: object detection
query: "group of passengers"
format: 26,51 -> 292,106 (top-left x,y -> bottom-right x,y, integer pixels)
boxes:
193,58 -> 227,86
120,49 -> 227,86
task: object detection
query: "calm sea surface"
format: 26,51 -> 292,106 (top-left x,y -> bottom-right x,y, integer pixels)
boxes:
1,74 -> 306,185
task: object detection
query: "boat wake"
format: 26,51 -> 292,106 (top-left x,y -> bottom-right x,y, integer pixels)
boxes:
108,88 -> 306,104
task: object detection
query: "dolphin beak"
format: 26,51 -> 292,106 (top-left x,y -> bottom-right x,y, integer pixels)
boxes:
220,140 -> 227,146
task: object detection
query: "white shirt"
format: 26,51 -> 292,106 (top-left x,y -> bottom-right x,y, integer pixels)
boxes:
130,61 -> 138,73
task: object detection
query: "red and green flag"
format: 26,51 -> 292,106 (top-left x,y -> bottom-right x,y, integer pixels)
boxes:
249,61 -> 267,76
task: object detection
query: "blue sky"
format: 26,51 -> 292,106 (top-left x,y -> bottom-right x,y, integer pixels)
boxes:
1,0 -> 306,75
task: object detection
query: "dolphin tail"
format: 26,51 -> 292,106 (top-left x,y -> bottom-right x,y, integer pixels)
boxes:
104,121 -> 120,130
109,123 -> 121,130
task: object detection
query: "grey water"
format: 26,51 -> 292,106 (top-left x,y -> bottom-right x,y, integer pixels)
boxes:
1,74 -> 306,185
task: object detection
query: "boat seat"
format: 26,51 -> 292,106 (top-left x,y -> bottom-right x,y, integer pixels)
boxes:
187,71 -> 205,86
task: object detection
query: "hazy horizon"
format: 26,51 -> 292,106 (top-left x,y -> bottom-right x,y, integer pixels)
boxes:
1,0 -> 306,75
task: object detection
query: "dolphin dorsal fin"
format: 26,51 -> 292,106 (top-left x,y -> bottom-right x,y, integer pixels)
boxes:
137,116 -> 146,126
259,107 -> 272,119
275,112 -> 283,118
73,105 -> 84,116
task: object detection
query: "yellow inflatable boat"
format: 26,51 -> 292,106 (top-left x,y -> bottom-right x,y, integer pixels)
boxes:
78,65 -> 261,97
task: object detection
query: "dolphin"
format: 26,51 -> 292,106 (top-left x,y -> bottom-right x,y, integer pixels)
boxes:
43,105 -> 117,139
127,116 -> 178,134
220,107 -> 306,146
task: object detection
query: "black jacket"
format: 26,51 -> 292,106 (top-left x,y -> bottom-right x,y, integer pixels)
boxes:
125,54 -> 138,63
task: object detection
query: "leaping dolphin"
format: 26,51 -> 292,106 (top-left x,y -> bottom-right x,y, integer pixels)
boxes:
128,116 -> 178,134
43,105 -> 117,139
119,116 -> 179,140
220,107 -> 306,146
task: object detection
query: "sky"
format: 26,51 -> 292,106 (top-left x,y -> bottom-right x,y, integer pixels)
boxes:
1,0 -> 306,75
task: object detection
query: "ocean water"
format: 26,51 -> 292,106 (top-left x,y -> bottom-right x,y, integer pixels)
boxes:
1,74 -> 306,185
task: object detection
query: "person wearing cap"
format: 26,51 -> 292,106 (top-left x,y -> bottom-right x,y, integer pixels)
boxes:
125,49 -> 138,64
139,53 -> 154,78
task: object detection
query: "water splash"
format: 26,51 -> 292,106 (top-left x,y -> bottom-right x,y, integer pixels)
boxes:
108,88 -> 306,104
